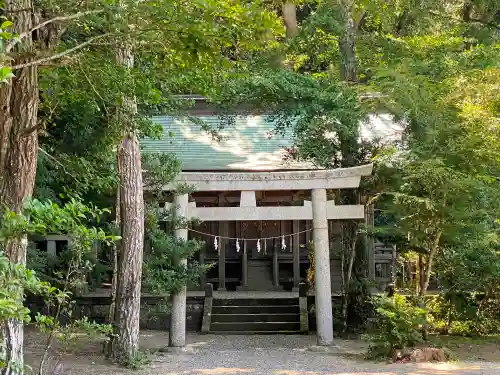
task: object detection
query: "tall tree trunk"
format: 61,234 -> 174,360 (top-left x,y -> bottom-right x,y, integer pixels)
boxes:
417,254 -> 425,296
337,1 -> 359,167
337,0 -> 360,327
111,42 -> 144,363
339,1 -> 357,83
417,232 -> 441,341
340,222 -> 358,333
282,2 -> 298,38
0,2 -> 39,374
420,231 -> 441,297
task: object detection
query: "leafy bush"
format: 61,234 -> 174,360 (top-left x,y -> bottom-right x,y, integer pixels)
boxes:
0,197 -> 118,373
427,293 -> 500,336
143,230 -> 208,295
363,294 -> 428,358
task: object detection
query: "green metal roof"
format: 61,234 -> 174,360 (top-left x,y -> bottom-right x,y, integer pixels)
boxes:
141,115 -> 314,171
141,114 -> 401,171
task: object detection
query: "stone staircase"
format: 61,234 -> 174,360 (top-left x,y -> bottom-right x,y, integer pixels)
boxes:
209,298 -> 301,334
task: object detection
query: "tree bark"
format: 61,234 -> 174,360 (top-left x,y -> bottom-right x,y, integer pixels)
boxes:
340,222 -> 358,332
111,41 -> 144,363
282,2 -> 298,38
420,231 -> 441,297
417,253 -> 424,295
339,6 -> 357,82
336,2 -> 359,168
0,2 -> 39,374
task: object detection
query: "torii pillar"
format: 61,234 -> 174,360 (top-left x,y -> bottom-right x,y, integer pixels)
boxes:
169,193 -> 188,347
312,188 -> 334,346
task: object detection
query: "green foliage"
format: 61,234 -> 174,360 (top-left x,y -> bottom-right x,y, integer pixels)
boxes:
1,197 -> 119,293
33,313 -> 115,374
142,152 -> 181,198
142,199 -> 210,300
438,241 -> 500,296
428,293 -> 500,337
372,65 -> 500,295
0,252 -> 57,325
31,0 -> 283,205
0,17 -> 14,84
141,151 -> 210,305
215,68 -> 365,168
0,197 -> 118,373
120,350 -> 151,370
35,313 -> 113,345
0,252 -> 53,370
364,294 -> 427,358
0,65 -> 13,83
144,230 -> 208,295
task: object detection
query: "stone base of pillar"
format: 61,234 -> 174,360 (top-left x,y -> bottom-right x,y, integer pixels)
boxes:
217,287 -> 227,291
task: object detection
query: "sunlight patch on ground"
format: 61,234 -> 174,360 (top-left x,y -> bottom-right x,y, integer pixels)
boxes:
416,363 -> 481,370
274,371 -> 396,375
407,363 -> 484,375
195,368 -> 256,374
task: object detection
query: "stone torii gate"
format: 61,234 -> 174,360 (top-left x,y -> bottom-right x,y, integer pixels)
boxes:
167,164 -> 373,348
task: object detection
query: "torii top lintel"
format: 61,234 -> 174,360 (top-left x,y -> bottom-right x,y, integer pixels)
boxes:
164,164 -> 373,192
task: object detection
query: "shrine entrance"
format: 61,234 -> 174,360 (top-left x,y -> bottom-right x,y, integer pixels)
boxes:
164,164 -> 373,347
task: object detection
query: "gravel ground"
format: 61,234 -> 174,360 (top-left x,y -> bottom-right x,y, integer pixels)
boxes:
25,332 -> 500,375
150,334 -> 499,375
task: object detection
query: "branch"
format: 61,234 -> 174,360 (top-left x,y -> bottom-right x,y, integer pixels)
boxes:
11,33 -> 114,71
5,9 -> 106,53
21,119 -> 46,135
354,10 -> 366,31
79,63 -> 108,113
22,100 -> 60,135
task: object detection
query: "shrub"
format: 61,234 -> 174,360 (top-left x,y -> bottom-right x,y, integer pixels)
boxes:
427,293 -> 500,336
363,294 -> 428,358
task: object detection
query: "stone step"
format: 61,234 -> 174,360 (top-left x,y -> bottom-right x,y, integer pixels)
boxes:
212,305 -> 300,314
207,330 -> 302,335
212,298 -> 298,307
211,313 -> 299,323
210,321 -> 301,332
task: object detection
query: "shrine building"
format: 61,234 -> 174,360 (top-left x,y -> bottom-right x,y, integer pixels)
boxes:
139,99 -> 401,347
